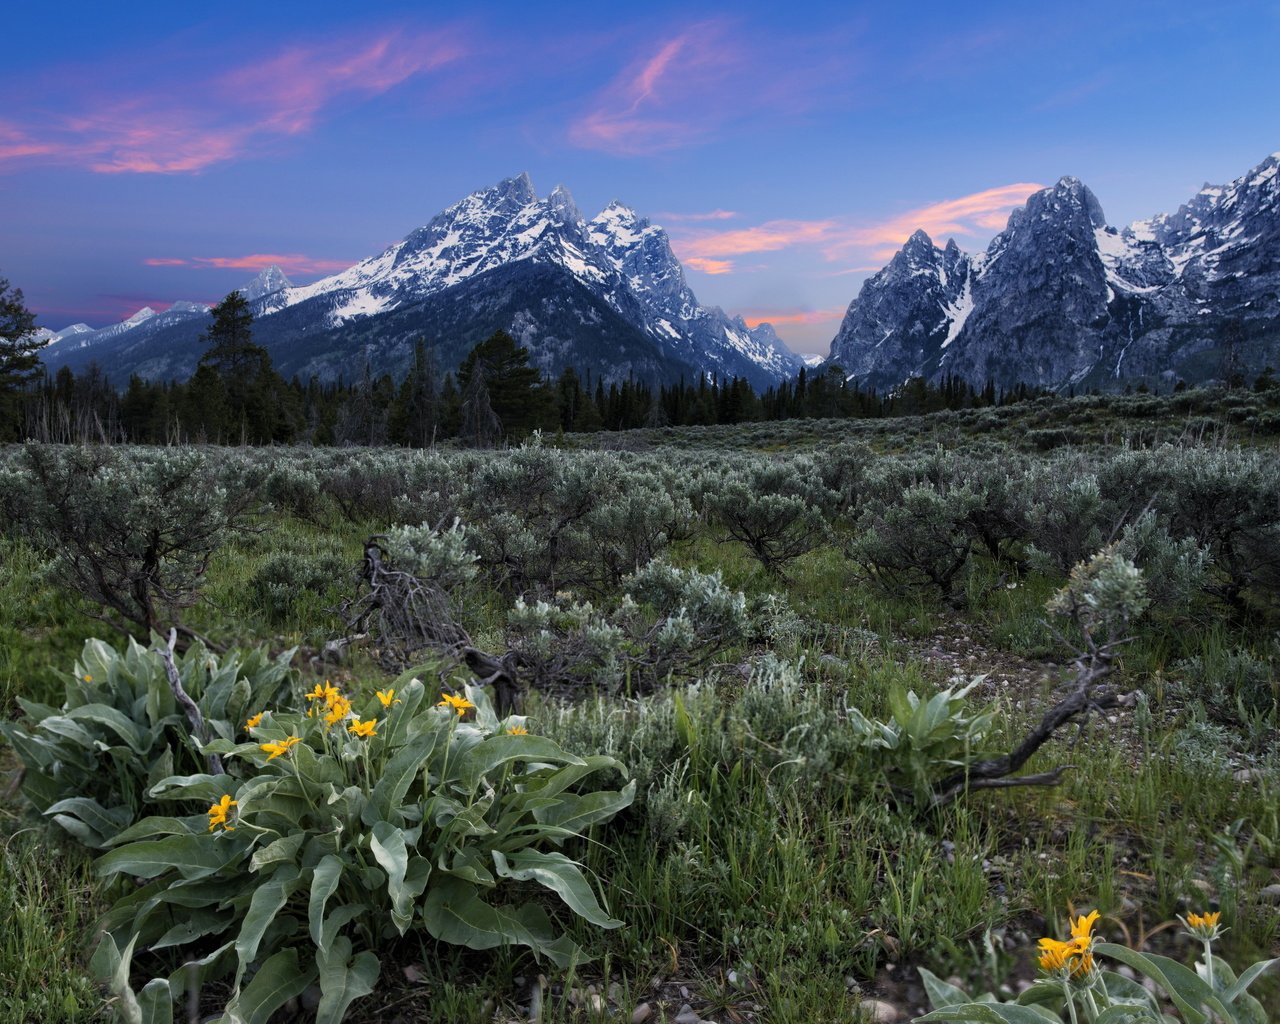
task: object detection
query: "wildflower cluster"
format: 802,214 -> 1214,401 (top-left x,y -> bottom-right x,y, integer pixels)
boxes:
1037,909 -> 1099,980
307,679 -> 380,738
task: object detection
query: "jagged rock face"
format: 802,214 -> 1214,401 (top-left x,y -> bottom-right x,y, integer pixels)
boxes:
238,265 -> 293,301
45,175 -> 800,389
829,153 -> 1280,390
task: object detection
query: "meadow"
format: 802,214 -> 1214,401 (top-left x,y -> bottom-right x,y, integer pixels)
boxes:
1,387 -> 1277,1024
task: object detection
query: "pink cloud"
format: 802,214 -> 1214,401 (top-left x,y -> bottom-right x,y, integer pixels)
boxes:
669,183 -> 1043,273
147,254 -> 352,274
569,21 -> 840,155
654,209 -> 739,223
0,27 -> 468,175
684,257 -> 735,275
741,307 -> 846,328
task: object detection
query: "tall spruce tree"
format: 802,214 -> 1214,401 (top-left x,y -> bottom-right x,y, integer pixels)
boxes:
0,275 -> 44,439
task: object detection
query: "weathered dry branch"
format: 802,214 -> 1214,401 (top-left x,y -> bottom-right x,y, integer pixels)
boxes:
160,628 -> 224,776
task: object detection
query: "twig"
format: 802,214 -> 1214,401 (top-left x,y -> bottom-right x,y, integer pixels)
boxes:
160,628 -> 224,776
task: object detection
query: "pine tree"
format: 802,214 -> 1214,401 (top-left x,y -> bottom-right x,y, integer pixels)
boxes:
0,275 -> 44,439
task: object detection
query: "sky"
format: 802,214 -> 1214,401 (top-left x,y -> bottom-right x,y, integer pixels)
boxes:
2,1 -> 1278,355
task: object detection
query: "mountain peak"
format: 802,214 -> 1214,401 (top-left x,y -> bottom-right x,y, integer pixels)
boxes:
546,184 -> 582,225
239,265 -> 293,301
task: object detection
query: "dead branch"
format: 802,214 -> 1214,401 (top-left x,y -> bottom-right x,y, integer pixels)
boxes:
160,628 -> 224,776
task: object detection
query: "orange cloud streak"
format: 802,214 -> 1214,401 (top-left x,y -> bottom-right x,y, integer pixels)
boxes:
669,183 -> 1044,273
144,254 -> 352,274
684,257 -> 735,275
741,307 -> 847,328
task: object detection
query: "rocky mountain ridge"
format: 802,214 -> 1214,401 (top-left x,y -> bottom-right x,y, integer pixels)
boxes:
828,152 -> 1280,391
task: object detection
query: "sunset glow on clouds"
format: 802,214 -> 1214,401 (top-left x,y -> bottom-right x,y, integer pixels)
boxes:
568,20 -> 840,155
4,1 -> 1272,353
670,183 -> 1044,273
144,254 -> 352,274
0,28 -> 467,174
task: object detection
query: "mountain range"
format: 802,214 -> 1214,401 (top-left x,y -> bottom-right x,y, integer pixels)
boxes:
36,153 -> 1279,393
829,151 -> 1280,391
39,174 -> 800,391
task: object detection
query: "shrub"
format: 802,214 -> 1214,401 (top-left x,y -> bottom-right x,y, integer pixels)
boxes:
247,542 -> 350,624
0,637 -> 294,847
92,678 -> 634,1022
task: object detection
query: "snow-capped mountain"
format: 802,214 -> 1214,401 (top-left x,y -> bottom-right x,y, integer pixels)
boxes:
44,177 -> 800,389
828,152 -> 1280,390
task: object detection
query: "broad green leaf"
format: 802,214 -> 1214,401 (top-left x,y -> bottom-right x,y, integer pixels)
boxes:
224,947 -> 315,1024
235,867 -> 299,972
529,781 -> 636,835
36,715 -> 97,749
250,832 -> 307,873
97,834 -> 236,880
455,735 -> 585,791
519,755 -> 627,801
66,703 -> 148,752
370,821 -> 413,935
153,909 -> 233,950
368,729 -> 444,824
315,934 -> 380,1024
309,855 -> 344,948
914,1003 -> 1061,1023
45,796 -> 132,843
137,978 -> 174,1024
1222,956 -> 1279,1003
1100,970 -> 1158,1007
379,678 -> 426,750
1093,1006 -> 1160,1023
1096,943 -> 1220,1024
106,816 -> 200,847
148,773 -> 233,803
918,966 -> 972,1010
492,849 -> 621,929
422,875 -> 583,967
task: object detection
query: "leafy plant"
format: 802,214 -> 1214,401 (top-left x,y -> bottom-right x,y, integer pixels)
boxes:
0,636 -> 293,847
913,908 -> 1277,1024
848,678 -> 997,806
92,677 -> 634,1023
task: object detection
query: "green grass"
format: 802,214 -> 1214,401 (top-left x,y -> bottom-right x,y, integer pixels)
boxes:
1,426 -> 1278,1021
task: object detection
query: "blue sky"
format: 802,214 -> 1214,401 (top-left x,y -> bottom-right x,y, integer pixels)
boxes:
3,0 -> 1277,353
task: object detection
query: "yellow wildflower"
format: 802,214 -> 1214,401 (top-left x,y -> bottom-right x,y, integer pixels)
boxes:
375,688 -> 400,707
245,712 -> 264,729
207,793 -> 238,832
1069,909 -> 1100,945
82,674 -> 93,683
305,681 -> 340,704
323,695 -> 353,727
437,692 -> 476,717
1182,910 -> 1224,941
1037,937 -> 1093,978
348,718 -> 378,738
260,735 -> 302,760
506,724 -> 529,735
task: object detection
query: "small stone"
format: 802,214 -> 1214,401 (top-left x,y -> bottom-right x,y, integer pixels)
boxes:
1235,768 -> 1263,783
631,1002 -> 654,1024
1188,878 -> 1213,895
674,1005 -> 701,1024
589,993 -> 607,1014
1259,883 -> 1280,903
859,999 -> 902,1023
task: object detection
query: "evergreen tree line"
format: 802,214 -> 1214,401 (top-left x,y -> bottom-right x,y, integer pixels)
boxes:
8,290 -> 1044,446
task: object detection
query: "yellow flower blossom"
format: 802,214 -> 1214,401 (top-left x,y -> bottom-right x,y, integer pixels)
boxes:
305,681 -> 340,704
1069,909 -> 1100,945
348,718 -> 378,738
323,695 -> 353,727
1182,910 -> 1224,941
245,712 -> 264,729
260,735 -> 302,760
437,692 -> 476,717
506,724 -> 529,735
375,688 -> 400,707
82,674 -> 93,683
207,793 -> 238,832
